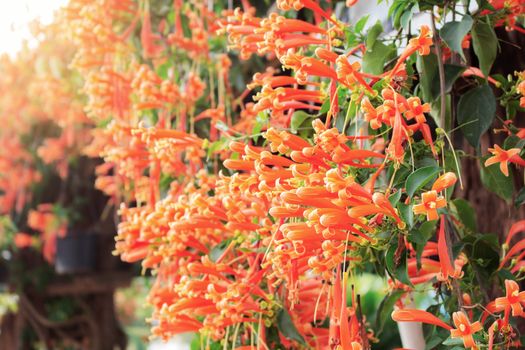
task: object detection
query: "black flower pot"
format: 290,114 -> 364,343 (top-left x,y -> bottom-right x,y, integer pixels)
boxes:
55,232 -> 97,274
0,257 -> 8,289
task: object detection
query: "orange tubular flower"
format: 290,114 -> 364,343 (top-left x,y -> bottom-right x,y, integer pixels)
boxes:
463,67 -> 500,87
14,233 -> 34,248
393,309 -> 481,349
413,190 -> 446,221
280,51 -> 337,84
389,25 -> 432,78
432,172 -> 458,192
408,25 -> 433,55
437,215 -> 460,281
361,97 -> 382,129
335,56 -> 374,94
276,0 -> 338,26
484,144 -> 523,176
504,219 -> 525,247
405,96 -> 430,124
391,309 -> 452,330
450,311 -> 482,349
141,2 -> 163,59
494,279 -> 525,319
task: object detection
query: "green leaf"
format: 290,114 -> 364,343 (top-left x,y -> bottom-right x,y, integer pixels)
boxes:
277,309 -> 306,345
418,51 -> 466,106
376,290 -> 404,335
363,42 -> 396,75
416,53 -> 438,102
290,111 -> 312,134
480,156 -> 515,202
462,233 -> 500,274
388,190 -> 402,207
206,137 -> 228,159
442,337 -> 465,346
354,15 -> 369,34
475,0 -> 496,12
398,203 -> 414,229
439,15 -> 473,60
409,220 -> 436,269
429,64 -> 466,100
471,19 -> 498,77
417,54 -> 464,103
385,235 -> 412,287
457,85 -> 496,148
400,4 -> 419,29
252,112 -> 268,141
405,165 -> 440,198
418,220 -> 437,239
498,269 -> 516,282
366,21 -> 383,48
318,98 -> 330,115
451,199 -> 478,234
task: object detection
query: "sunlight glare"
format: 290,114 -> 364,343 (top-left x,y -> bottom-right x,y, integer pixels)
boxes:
0,0 -> 68,55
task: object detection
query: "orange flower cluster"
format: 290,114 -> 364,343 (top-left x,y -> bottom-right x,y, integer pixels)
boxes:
2,0 -> 525,347
27,204 -> 68,263
50,0 -> 525,349
0,18 -> 95,262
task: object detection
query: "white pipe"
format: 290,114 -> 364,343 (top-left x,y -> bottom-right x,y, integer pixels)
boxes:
395,298 -> 426,350
397,319 -> 426,350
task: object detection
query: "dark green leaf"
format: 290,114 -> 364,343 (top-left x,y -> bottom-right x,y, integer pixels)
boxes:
503,135 -> 521,149
277,309 -> 306,345
385,236 -> 412,287
475,0 -> 496,11
417,53 -> 465,103
471,19 -> 498,77
498,269 -> 516,282
462,233 -> 500,274
429,64 -> 466,101
388,190 -> 402,207
376,290 -> 404,335
516,187 -> 525,208
480,156 -> 514,202
451,199 -> 477,234
409,220 -> 436,269
398,203 -> 414,229
417,220 -> 437,241
416,53 -> 438,102
424,327 -> 450,350
405,165 -> 440,197
457,85 -> 496,148
439,15 -> 473,60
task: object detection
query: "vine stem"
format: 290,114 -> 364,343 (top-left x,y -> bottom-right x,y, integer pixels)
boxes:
431,7 -> 468,310
430,11 -> 447,129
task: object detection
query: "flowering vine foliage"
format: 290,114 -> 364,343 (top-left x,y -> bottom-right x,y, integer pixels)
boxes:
2,0 -> 525,348
0,19 -> 94,264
